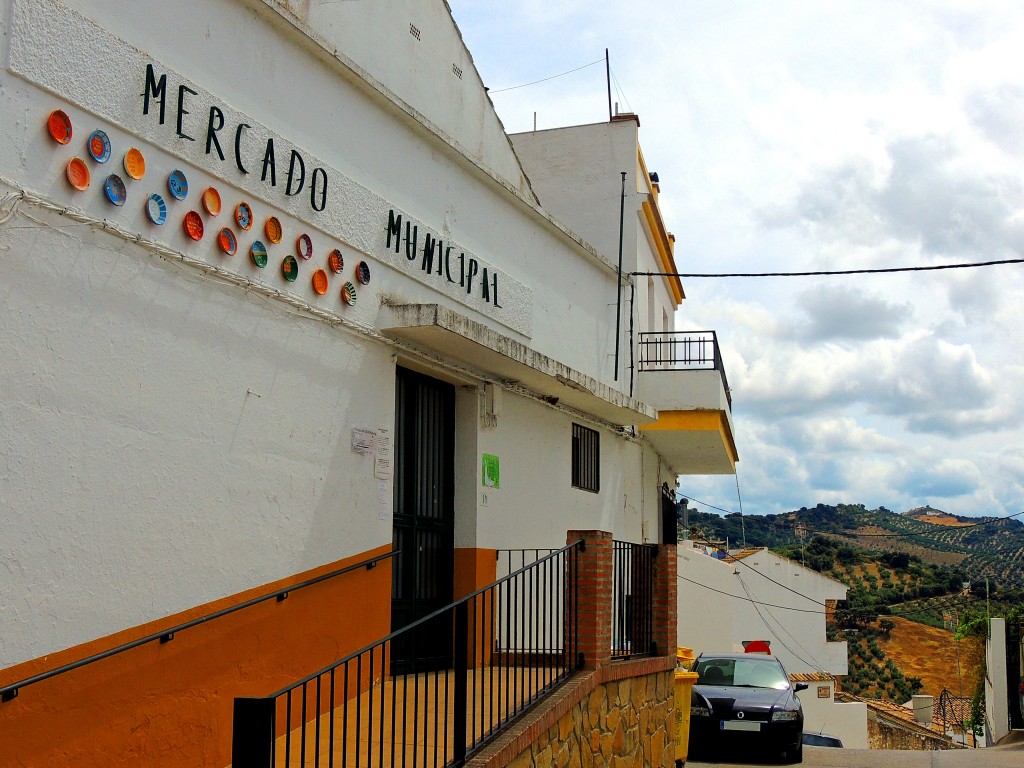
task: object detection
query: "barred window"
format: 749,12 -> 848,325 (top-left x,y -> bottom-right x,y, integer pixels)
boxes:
571,423 -> 600,493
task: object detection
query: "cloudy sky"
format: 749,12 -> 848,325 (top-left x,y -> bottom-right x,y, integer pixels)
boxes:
447,1 -> 1024,520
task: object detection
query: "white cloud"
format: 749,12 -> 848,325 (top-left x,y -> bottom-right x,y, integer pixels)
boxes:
450,0 -> 1024,519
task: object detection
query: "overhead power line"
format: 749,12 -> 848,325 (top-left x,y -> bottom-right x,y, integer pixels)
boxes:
488,57 -> 605,94
634,257 -> 1024,279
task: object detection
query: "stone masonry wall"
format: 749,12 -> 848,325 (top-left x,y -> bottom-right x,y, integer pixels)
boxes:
505,670 -> 675,768
867,717 -> 956,751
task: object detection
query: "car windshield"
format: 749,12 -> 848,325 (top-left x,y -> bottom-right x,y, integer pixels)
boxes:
694,657 -> 790,690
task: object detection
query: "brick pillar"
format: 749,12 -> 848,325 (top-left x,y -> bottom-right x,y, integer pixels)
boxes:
567,530 -> 613,670
651,543 -> 678,657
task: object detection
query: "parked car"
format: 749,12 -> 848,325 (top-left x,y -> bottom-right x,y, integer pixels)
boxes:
802,732 -> 843,748
689,652 -> 807,763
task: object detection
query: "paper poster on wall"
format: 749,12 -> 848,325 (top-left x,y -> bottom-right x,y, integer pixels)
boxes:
375,427 -> 393,479
377,479 -> 391,520
481,453 -> 500,489
351,427 -> 376,455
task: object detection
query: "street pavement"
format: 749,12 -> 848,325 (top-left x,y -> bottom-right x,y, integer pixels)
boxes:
688,729 -> 1024,768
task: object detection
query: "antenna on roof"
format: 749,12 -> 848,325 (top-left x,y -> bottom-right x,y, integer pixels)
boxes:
605,48 -> 612,121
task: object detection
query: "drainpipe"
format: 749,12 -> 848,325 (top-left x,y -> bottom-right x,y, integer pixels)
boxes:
614,171 -> 626,381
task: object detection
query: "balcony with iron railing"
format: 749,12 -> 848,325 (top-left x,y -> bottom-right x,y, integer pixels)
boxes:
635,330 -> 738,475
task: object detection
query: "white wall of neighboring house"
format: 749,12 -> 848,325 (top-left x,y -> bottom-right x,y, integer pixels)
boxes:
677,544 -> 847,676
797,680 -> 869,749
0,0 -> 686,667
677,543 -> 867,747
986,617 -> 1010,746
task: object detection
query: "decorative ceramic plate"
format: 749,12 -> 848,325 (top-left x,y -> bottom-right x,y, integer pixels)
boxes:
123,148 -> 146,180
296,233 -> 313,260
146,193 -> 167,225
328,248 -> 344,274
168,170 -> 189,200
312,269 -> 329,296
356,261 -> 371,285
104,174 -> 127,206
47,110 -> 72,144
235,201 -> 253,230
341,281 -> 357,306
87,130 -> 111,163
264,216 -> 282,244
183,210 -> 204,241
281,255 -> 298,282
66,157 -> 90,190
202,187 -> 222,216
218,227 -> 237,256
250,240 -> 268,268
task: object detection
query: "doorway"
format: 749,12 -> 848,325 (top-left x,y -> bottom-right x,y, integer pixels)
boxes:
391,366 -> 456,673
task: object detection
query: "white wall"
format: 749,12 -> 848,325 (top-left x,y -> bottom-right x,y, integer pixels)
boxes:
797,682 -> 869,749
676,543 -> 736,654
1,0 -> 681,667
986,617 -> 1009,746
676,545 -> 847,677
474,392 -> 672,549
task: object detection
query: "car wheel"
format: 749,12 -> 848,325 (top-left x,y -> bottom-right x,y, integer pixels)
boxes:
784,742 -> 803,764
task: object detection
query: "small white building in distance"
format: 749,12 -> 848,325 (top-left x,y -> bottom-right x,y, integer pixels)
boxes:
678,543 -> 868,748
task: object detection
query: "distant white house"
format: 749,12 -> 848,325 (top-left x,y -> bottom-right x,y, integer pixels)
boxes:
677,542 -> 868,748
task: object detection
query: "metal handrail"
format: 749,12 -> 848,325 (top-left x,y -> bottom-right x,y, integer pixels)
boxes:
269,542 -> 581,698
0,549 -> 399,703
233,540 -> 585,768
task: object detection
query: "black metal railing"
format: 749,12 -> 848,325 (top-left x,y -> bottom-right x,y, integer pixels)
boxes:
0,550 -> 398,704
495,549 -> 558,579
611,541 -> 656,659
232,541 -> 584,768
637,330 -> 731,407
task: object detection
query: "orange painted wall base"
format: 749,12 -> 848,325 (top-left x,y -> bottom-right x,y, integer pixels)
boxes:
0,546 -> 393,768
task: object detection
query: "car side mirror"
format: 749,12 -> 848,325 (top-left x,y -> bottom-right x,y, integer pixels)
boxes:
794,683 -> 808,692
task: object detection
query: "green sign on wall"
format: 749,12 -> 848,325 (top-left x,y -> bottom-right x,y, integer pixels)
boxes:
482,453 -> 500,489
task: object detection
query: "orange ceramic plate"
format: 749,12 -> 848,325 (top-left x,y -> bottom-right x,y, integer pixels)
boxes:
202,187 -> 222,216
48,110 -> 72,144
123,148 -> 146,180
312,269 -> 329,295
183,210 -> 204,241
264,216 -> 282,244
66,157 -> 90,190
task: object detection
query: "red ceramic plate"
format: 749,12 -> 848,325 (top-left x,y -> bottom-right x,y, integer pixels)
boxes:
183,210 -> 204,241
296,233 -> 313,260
218,227 -> 237,255
48,110 -> 72,144
328,249 -> 344,274
66,157 -> 90,190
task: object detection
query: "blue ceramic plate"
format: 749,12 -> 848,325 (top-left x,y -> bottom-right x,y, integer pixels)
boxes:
104,174 -> 127,206
87,130 -> 111,163
167,169 -> 188,200
146,193 -> 167,224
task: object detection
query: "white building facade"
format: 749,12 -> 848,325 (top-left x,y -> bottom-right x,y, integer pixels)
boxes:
0,1 -> 735,765
677,544 -> 867,747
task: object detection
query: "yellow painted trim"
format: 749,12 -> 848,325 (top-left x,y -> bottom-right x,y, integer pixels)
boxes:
639,409 -> 739,464
637,148 -> 684,305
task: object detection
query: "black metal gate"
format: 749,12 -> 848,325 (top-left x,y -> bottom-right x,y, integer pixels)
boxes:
391,367 -> 456,673
661,482 -> 679,545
